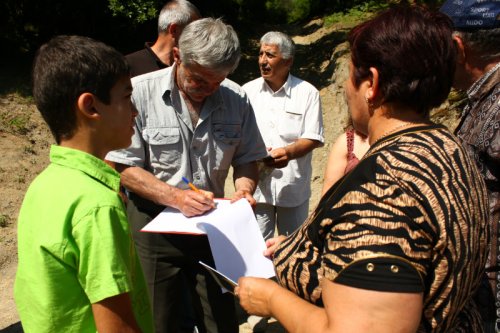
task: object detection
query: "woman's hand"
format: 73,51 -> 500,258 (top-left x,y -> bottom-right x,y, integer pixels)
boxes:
235,277 -> 280,317
263,235 -> 286,258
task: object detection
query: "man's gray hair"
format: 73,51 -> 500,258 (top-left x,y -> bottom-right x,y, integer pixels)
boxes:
158,0 -> 200,33
178,18 -> 241,74
454,28 -> 500,61
260,31 -> 295,60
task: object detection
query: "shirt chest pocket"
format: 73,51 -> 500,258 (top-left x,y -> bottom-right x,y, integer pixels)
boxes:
143,127 -> 181,171
212,123 -> 241,146
212,123 -> 241,171
278,110 -> 303,142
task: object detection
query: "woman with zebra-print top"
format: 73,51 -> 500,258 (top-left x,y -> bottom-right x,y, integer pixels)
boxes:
235,5 -> 490,333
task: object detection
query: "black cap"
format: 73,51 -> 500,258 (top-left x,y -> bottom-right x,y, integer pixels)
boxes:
440,0 -> 500,30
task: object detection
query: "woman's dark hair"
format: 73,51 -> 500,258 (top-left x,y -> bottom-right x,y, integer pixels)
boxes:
348,5 -> 456,116
32,35 -> 130,143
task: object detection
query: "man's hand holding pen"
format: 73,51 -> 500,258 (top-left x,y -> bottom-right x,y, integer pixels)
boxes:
176,177 -> 215,217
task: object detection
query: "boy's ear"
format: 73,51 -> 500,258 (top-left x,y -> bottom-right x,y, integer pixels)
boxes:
76,93 -> 100,119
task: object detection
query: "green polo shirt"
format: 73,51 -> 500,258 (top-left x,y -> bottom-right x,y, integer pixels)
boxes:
15,145 -> 153,333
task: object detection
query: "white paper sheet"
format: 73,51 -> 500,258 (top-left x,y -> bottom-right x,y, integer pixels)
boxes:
141,200 -> 235,235
141,198 -> 275,283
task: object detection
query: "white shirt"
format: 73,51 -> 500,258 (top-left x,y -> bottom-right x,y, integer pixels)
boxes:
243,74 -> 324,207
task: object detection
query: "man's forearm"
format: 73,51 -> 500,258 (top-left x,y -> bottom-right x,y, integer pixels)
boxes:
233,161 -> 259,194
114,163 -> 215,217
284,138 -> 322,160
116,164 -> 181,208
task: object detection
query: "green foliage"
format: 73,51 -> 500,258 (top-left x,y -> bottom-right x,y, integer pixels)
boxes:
0,0 -> 449,61
288,0 -> 314,23
324,1 -> 390,27
264,0 -> 321,24
108,0 -> 158,24
263,0 -> 283,22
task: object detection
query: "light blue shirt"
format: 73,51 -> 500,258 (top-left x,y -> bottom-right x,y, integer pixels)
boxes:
107,64 -> 267,197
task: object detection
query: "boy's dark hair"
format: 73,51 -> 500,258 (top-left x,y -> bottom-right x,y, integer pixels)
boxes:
348,5 -> 456,116
32,35 -> 130,143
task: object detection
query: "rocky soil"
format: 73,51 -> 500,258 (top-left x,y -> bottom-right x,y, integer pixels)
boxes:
0,18 -> 461,332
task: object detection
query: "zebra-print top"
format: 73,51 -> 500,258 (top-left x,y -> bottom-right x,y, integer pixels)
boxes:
273,124 -> 489,332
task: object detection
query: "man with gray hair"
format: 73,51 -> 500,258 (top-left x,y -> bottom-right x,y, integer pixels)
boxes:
242,31 -> 323,332
440,1 -> 500,331
243,31 -> 324,240
106,18 -> 266,333
126,0 -> 200,77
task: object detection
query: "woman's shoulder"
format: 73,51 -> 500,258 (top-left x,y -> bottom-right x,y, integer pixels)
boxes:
369,125 -> 456,158
364,126 -> 483,200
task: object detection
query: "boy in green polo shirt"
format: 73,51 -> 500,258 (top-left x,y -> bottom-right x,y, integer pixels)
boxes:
14,35 -> 154,333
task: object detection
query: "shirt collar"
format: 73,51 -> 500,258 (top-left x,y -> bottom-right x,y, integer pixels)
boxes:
261,74 -> 292,97
466,62 -> 500,104
49,145 -> 121,192
161,64 -> 178,107
165,63 -> 177,94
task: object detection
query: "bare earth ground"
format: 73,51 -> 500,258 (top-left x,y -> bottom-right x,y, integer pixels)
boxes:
0,94 -> 52,332
0,19 -> 461,332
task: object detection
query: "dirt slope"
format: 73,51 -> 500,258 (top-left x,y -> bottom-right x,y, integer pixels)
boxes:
0,18 -> 461,332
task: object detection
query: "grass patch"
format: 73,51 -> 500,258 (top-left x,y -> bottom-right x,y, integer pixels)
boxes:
23,144 -> 36,155
0,112 -> 32,135
16,175 -> 26,184
0,214 -> 8,228
0,93 -> 37,135
324,1 -> 391,27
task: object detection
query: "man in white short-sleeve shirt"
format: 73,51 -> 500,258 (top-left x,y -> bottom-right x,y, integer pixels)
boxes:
243,31 -> 324,241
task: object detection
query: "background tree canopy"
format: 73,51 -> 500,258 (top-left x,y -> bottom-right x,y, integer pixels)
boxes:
0,0 -> 443,61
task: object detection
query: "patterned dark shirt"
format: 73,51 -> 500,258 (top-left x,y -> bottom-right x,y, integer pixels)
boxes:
454,63 -> 500,326
273,125 -> 489,332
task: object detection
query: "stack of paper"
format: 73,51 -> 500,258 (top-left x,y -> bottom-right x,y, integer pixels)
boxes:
141,198 -> 275,288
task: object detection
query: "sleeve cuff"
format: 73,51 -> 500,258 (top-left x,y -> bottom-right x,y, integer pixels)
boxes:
333,257 -> 424,293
